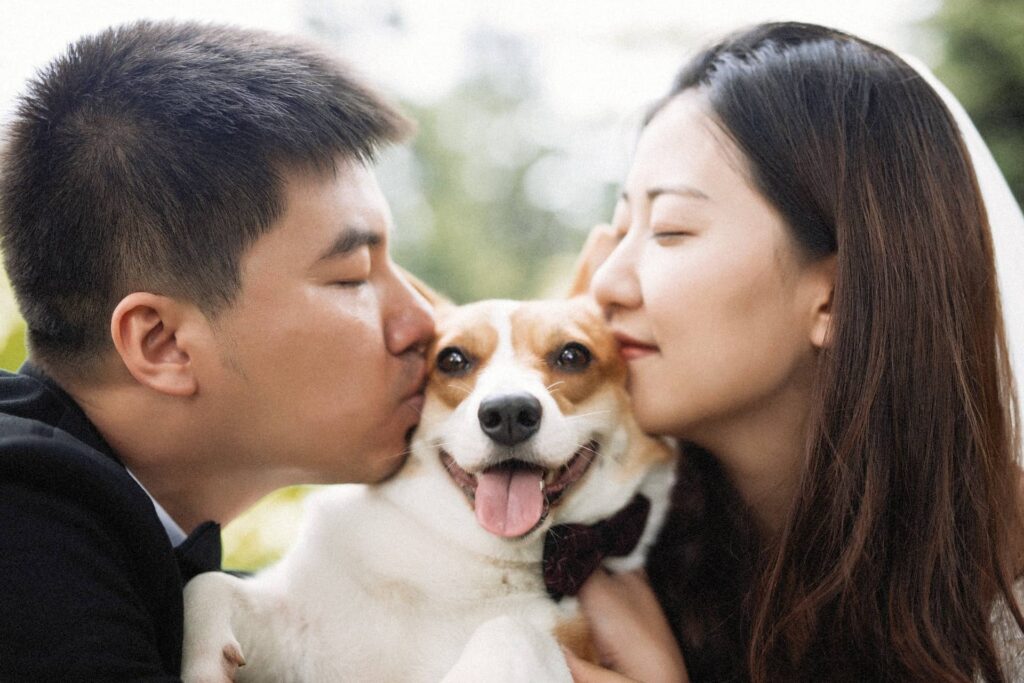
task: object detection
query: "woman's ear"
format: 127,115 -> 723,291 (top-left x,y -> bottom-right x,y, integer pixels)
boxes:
809,255 -> 837,350
110,293 -> 200,396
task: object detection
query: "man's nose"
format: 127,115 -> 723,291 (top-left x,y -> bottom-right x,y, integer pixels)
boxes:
385,269 -> 436,356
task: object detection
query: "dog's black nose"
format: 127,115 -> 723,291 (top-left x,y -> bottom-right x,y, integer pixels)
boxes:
478,393 -> 542,446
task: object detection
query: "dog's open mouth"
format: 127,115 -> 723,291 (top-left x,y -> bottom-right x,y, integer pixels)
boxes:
440,441 -> 599,539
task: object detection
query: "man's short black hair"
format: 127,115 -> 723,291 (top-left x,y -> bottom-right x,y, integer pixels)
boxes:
0,20 -> 411,373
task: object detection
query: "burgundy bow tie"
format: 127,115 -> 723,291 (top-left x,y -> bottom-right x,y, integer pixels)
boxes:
542,494 -> 651,601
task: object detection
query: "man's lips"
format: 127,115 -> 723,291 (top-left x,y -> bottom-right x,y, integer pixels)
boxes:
403,393 -> 425,414
613,331 -> 659,360
399,366 -> 428,441
400,363 -> 429,403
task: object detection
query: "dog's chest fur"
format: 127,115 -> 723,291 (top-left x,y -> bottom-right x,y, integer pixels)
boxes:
229,485 -> 579,681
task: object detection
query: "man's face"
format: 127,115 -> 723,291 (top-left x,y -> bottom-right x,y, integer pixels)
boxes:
203,160 -> 434,483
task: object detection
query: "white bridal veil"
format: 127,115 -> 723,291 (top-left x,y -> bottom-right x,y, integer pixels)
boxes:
908,57 -> 1024,447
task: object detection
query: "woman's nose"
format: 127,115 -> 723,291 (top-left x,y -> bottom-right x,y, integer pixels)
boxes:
591,233 -> 642,313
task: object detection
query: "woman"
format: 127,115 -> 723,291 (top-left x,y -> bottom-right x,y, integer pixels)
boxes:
568,22 -> 1024,683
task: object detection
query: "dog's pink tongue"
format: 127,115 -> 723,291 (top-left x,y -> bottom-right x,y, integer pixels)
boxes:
475,466 -> 544,537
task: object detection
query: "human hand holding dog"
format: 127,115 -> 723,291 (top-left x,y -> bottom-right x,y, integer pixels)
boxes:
568,569 -> 689,683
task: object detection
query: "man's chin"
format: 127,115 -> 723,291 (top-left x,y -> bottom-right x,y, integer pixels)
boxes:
374,448 -> 411,483
334,422 -> 418,485
356,437 -> 414,484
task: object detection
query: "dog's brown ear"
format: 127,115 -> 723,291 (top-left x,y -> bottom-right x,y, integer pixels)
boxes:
567,223 -> 617,298
397,266 -> 452,309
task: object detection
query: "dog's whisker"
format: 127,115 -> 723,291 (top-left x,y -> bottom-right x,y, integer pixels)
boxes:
384,448 -> 414,463
446,382 -> 474,397
576,442 -> 601,457
564,410 -> 612,420
426,438 -> 461,452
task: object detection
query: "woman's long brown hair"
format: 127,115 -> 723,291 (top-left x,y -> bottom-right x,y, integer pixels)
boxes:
644,23 -> 1024,682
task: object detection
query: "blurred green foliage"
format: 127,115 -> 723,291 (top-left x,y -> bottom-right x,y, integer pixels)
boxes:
391,98 -> 582,303
222,486 -> 316,571
932,0 -> 1024,204
379,29 -> 615,303
0,321 -> 25,372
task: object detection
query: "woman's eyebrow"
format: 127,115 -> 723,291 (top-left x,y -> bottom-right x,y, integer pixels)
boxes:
619,184 -> 711,203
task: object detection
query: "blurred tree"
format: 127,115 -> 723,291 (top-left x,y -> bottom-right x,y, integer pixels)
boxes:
384,26 -> 592,303
931,0 -> 1024,204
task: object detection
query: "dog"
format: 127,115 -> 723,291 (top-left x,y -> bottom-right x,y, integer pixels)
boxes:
182,294 -> 677,682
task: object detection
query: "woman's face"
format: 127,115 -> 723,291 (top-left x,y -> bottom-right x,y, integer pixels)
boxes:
591,90 -> 833,440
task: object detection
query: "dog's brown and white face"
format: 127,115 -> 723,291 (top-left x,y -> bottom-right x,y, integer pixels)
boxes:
397,297 -> 673,549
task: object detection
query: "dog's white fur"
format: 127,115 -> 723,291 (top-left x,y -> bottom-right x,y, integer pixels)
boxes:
182,298 -> 676,682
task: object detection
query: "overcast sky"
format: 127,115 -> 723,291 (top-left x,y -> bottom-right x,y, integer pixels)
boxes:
0,0 -> 940,122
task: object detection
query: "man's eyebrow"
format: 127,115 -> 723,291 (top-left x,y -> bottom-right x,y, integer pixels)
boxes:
317,226 -> 383,261
619,184 -> 711,203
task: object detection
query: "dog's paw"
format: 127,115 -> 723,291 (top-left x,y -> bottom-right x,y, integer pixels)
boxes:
181,636 -> 246,683
442,615 -> 572,683
182,573 -> 248,683
180,632 -> 246,683
223,640 -> 246,669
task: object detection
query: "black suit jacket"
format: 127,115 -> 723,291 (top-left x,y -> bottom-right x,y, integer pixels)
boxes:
0,362 -> 186,681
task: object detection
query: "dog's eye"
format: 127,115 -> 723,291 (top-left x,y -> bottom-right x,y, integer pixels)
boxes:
553,342 -> 592,372
436,347 -> 472,375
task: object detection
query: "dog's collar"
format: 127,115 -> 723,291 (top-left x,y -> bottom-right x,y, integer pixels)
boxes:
541,494 -> 651,601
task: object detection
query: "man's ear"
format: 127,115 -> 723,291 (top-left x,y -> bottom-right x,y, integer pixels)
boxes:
396,265 -> 452,310
809,255 -> 837,350
110,293 -> 200,396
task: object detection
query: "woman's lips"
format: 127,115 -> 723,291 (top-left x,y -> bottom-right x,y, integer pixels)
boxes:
613,332 -> 659,360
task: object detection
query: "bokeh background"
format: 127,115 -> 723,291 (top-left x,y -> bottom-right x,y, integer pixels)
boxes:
1,0 -> 1021,569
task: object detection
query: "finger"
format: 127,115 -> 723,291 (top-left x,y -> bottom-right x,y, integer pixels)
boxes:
580,568 -> 654,604
575,569 -> 687,678
582,223 -> 616,250
577,567 -> 645,604
563,649 -> 638,683
613,568 -> 654,593
575,572 -> 638,664
582,224 -> 619,273
577,567 -> 613,601
568,223 -> 618,296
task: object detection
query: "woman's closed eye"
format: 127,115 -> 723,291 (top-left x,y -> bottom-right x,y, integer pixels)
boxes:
651,224 -> 694,243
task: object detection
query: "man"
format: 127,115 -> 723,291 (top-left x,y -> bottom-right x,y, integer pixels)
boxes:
0,21 -> 434,680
